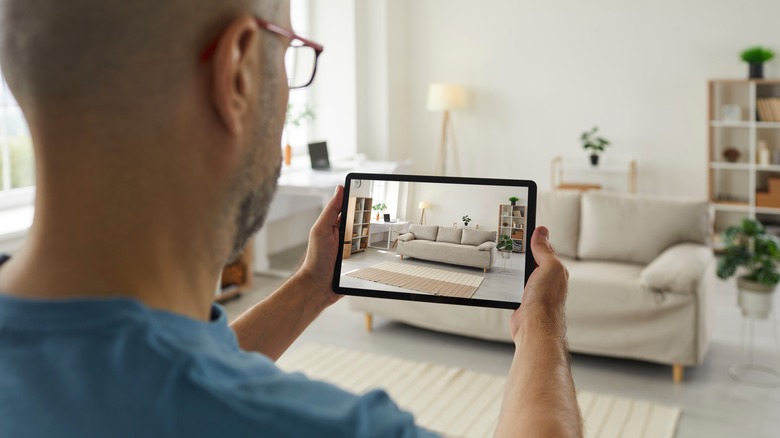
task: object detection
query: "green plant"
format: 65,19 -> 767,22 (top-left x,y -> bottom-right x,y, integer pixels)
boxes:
740,46 -> 775,64
372,203 -> 387,211
509,196 -> 519,203
717,218 -> 780,286
285,104 -> 315,128
496,235 -> 514,252
581,127 -> 610,154
462,215 -> 471,225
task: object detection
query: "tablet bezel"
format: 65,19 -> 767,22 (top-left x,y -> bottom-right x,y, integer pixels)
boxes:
332,173 -> 537,310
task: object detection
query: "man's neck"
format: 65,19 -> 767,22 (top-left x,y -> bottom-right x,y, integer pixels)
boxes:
0,192 -> 227,321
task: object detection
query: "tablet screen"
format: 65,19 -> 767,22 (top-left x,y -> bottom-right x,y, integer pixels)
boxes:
333,173 -> 536,309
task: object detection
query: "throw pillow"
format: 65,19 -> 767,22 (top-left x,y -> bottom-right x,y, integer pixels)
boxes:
410,224 -> 439,241
461,227 -> 497,246
436,227 -> 463,244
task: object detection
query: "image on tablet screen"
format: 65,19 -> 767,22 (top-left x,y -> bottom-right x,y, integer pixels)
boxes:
338,177 -> 529,304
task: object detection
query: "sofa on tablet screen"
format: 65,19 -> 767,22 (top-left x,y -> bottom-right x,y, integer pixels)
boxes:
396,225 -> 497,273
349,191 -> 714,383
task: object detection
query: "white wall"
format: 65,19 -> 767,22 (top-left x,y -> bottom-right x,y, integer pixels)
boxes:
406,183 -> 528,231
315,0 -> 780,198
308,0 -> 358,160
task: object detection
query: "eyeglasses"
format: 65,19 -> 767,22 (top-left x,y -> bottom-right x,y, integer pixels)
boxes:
200,17 -> 324,90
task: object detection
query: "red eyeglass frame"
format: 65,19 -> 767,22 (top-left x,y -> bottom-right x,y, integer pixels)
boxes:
199,17 -> 324,88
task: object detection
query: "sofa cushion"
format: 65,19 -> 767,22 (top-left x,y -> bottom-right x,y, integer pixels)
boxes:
639,243 -> 714,294
578,192 -> 712,265
477,241 -> 496,251
410,224 -> 439,241
461,228 -> 497,246
436,227 -> 463,244
537,190 -> 581,259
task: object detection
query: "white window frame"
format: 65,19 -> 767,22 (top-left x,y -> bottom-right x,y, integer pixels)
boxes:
0,75 -> 35,212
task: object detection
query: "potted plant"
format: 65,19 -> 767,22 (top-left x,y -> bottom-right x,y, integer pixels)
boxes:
581,126 -> 610,166
716,218 -> 780,319
496,234 -> 514,259
740,46 -> 775,79
462,215 -> 472,226
372,203 -> 387,221
509,196 -> 519,206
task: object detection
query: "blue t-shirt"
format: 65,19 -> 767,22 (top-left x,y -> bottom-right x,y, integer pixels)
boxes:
0,295 -> 437,437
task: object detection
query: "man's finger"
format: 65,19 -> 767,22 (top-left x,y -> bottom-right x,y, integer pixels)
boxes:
314,185 -> 344,231
531,226 -> 558,266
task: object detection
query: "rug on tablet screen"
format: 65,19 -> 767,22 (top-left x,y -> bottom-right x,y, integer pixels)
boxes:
345,261 -> 484,298
277,344 -> 682,438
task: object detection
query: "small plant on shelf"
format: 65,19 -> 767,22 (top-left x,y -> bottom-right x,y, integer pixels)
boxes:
740,46 -> 775,79
581,126 -> 610,167
509,196 -> 520,206
462,215 -> 472,226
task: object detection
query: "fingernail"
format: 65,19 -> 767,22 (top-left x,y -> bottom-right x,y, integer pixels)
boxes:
539,228 -> 549,238
334,186 -> 340,195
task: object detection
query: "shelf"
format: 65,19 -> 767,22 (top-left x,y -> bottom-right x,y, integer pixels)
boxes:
756,164 -> 780,172
710,121 -> 752,128
710,162 -> 751,170
754,207 -> 780,215
756,122 -> 780,129
712,202 -> 750,212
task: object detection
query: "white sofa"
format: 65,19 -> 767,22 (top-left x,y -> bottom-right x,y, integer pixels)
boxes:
349,191 -> 715,383
396,225 -> 498,272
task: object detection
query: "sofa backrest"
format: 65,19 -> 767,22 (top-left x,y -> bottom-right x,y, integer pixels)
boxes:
436,227 -> 463,244
578,192 -> 712,265
461,227 -> 497,246
409,224 -> 439,241
537,190 -> 581,259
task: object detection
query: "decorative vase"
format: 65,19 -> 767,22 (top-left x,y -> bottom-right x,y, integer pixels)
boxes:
723,147 -> 741,163
510,201 -> 516,206
376,212 -> 380,221
749,63 -> 764,79
737,277 -> 775,320
590,154 -> 599,166
284,143 -> 292,166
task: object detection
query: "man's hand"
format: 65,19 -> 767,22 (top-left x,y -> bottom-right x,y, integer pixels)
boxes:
297,185 -> 345,307
509,226 -> 569,343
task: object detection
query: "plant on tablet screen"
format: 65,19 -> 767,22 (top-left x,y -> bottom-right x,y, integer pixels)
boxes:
462,215 -> 471,226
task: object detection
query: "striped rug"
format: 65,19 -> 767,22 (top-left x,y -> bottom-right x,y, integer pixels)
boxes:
277,344 -> 682,438
345,261 -> 484,298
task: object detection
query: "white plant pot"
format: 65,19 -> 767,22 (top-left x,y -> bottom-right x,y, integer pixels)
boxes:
500,251 -> 512,259
737,277 -> 775,320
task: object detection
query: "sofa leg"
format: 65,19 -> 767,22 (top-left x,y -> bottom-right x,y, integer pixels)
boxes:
672,364 -> 684,384
484,268 -> 487,273
365,313 -> 373,333
400,255 -> 404,260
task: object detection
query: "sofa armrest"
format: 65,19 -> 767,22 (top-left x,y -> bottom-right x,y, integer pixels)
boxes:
477,241 -> 496,251
640,243 -> 714,294
397,233 -> 415,242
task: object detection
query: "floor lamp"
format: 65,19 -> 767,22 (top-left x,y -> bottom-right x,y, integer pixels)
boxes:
418,201 -> 430,225
428,83 -> 466,176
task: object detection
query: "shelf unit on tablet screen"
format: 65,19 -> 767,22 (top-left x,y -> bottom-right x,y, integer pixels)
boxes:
708,79 -> 780,234
498,204 -> 527,253
343,196 -> 372,259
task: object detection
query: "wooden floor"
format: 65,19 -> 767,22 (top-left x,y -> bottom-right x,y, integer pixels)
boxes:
223,245 -> 780,438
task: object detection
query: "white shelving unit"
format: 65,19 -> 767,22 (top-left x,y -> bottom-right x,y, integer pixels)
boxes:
708,79 -> 780,232
498,204 -> 527,253
343,196 -> 372,258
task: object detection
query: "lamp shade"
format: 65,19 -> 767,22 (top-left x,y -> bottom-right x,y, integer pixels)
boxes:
418,201 -> 431,209
427,83 -> 466,111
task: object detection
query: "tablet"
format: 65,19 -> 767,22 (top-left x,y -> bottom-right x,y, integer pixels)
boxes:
333,173 -> 537,309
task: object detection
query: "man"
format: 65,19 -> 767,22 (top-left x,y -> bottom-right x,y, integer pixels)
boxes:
0,0 -> 582,436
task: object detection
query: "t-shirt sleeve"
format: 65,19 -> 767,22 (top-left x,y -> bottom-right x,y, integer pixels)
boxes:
183,360 -> 441,437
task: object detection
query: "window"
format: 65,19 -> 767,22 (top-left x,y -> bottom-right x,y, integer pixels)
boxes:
0,75 -> 35,210
284,0 -> 312,156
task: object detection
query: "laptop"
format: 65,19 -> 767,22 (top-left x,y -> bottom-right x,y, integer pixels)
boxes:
308,141 -> 331,170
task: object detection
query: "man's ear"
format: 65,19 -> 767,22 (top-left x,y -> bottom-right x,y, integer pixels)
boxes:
210,17 -> 261,135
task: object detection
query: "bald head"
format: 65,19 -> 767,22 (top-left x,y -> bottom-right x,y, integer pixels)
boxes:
0,0 -> 281,116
